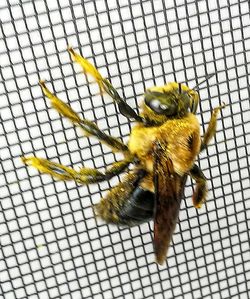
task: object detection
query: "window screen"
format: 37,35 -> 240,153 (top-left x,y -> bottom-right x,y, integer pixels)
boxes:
1,0 -> 250,298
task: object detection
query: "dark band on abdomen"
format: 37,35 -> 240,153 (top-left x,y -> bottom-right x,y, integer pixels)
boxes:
118,186 -> 155,226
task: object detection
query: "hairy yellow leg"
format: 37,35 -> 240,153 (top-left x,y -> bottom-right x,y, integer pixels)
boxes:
201,102 -> 227,151
68,46 -> 104,93
39,80 -> 128,153
68,47 -> 143,122
22,156 -> 133,184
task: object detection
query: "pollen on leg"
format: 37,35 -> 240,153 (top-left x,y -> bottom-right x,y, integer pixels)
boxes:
67,46 -> 104,93
21,156 -> 76,181
39,80 -> 81,124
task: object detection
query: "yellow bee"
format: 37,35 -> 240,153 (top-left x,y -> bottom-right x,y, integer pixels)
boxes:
22,48 -> 225,265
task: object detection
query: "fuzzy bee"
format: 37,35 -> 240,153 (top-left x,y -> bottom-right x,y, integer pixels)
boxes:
22,48 -> 225,265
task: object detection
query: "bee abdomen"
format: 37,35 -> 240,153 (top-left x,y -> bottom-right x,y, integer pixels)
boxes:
118,187 -> 155,226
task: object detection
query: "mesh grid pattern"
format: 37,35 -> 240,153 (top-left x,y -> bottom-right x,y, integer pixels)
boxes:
1,0 -> 250,298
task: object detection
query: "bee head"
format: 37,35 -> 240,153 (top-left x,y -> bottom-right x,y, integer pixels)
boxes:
144,83 -> 191,117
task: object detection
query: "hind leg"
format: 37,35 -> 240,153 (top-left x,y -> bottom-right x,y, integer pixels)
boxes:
95,170 -> 155,226
22,143 -> 133,183
22,156 -> 133,184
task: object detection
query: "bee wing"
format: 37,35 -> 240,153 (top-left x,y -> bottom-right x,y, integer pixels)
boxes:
153,148 -> 186,265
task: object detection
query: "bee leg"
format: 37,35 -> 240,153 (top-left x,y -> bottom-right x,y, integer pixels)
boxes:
200,103 -> 226,151
68,47 -> 143,123
189,164 -> 208,209
21,156 -> 133,184
39,80 -> 128,153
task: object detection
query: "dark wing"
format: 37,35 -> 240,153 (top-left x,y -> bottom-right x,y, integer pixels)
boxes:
153,145 -> 187,265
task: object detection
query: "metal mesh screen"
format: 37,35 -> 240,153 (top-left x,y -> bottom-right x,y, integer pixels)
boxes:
1,0 -> 250,298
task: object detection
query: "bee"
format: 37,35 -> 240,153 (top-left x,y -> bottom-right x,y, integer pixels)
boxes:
22,47 -> 225,265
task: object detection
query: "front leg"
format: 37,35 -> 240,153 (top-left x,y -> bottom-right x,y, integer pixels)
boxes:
200,103 -> 226,151
22,156 -> 134,184
189,164 -> 208,209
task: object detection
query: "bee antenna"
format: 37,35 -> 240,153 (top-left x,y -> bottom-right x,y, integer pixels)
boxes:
192,73 -> 215,90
